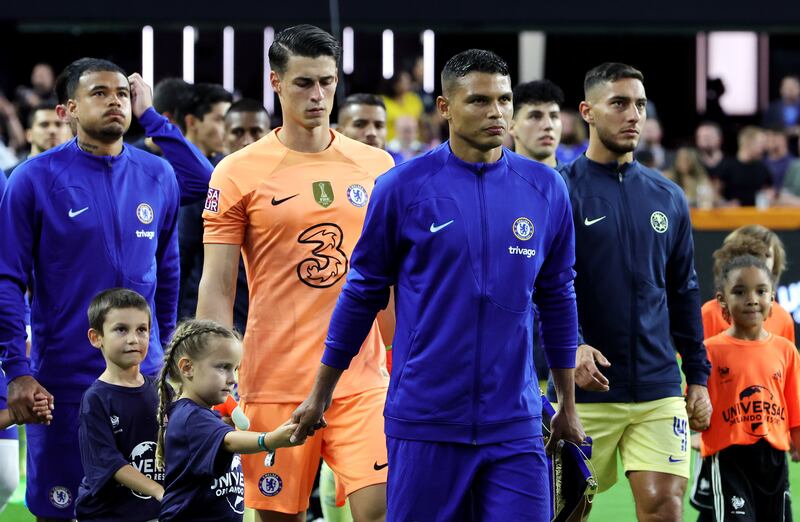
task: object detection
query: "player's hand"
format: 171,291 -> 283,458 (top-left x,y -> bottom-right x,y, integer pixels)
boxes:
789,444 -> 800,463
289,394 -> 330,444
546,405 -> 586,456
128,73 -> 154,119
267,419 -> 304,449
574,344 -> 611,392
686,384 -> 712,431
7,376 -> 53,424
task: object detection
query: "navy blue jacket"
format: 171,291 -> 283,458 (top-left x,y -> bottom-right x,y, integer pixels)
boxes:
551,156 -> 709,404
323,143 -> 578,444
0,139 -> 180,401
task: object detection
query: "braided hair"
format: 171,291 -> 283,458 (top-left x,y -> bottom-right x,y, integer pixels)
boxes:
156,319 -> 240,468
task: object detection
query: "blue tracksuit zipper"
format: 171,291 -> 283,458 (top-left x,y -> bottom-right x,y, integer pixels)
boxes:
617,169 -> 639,401
105,159 -> 124,287
473,167 -> 487,445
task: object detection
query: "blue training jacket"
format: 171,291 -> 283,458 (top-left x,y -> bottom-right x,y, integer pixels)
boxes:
0,139 -> 180,402
323,142 -> 578,445
550,155 -> 709,404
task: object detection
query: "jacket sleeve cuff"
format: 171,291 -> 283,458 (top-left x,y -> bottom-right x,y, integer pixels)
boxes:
683,368 -> 710,386
4,358 -> 33,384
545,347 -> 577,369
138,107 -> 163,133
321,346 -> 354,370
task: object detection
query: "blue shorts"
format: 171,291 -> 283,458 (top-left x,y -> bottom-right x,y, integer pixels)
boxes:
26,401 -> 83,518
386,436 -> 549,522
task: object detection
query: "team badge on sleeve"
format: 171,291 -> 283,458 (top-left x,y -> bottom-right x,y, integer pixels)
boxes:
513,217 -> 534,240
346,184 -> 369,207
136,203 -> 154,224
205,187 -> 221,213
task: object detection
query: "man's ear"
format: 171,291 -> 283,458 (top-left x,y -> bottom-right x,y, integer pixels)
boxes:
578,101 -> 593,125
436,96 -> 451,122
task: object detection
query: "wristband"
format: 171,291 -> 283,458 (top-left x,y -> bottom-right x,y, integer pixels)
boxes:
257,432 -> 268,451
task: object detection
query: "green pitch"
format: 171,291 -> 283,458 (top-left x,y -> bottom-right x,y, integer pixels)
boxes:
4,456 -> 799,520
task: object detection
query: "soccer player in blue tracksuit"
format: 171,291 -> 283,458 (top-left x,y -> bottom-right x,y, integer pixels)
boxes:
548,63 -> 711,522
0,58 -> 179,521
292,49 -> 585,521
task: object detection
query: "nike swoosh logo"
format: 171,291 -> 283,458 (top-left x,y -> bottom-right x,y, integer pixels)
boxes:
668,456 -> 685,463
430,220 -> 454,233
584,216 -> 606,226
271,194 -> 299,205
373,462 -> 388,470
68,207 -> 89,218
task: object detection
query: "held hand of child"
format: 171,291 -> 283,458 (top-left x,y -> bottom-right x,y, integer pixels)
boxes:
31,392 -> 53,425
267,420 -> 304,449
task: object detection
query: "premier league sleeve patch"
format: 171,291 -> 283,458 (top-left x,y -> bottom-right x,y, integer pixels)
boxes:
205,187 -> 221,213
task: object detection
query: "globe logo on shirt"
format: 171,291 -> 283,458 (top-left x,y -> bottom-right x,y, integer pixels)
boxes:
258,472 -> 283,497
650,211 -> 668,233
129,441 -> 161,498
513,217 -> 534,241
346,184 -> 369,207
136,203 -> 154,224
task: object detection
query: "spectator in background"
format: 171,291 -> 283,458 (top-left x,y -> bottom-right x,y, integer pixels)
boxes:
411,56 -> 436,114
14,63 -> 57,122
382,70 -> 424,142
337,92 -> 405,164
6,102 -> 71,176
664,147 -> 715,208
764,126 -> 795,191
555,109 -> 588,164
387,115 -> 428,163
0,93 -> 26,168
636,119 -> 673,170
719,126 -> 772,206
763,75 -> 800,139
695,120 -> 737,196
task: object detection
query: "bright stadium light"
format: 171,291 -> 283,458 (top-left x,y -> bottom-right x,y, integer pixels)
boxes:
422,30 -> 435,93
343,27 -> 354,75
142,26 -> 154,88
382,29 -> 394,80
708,32 -> 758,115
223,26 -> 235,93
263,26 -> 275,114
183,26 -> 195,83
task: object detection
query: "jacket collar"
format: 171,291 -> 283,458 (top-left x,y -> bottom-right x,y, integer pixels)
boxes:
436,141 -> 508,175
580,153 -> 639,179
70,137 -> 130,165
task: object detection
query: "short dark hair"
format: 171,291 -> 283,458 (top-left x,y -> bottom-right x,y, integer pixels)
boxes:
58,58 -> 128,101
176,83 -> 232,132
338,93 -> 385,121
512,80 -> 564,113
584,63 -> 644,97
153,78 -> 193,116
225,98 -> 268,118
269,24 -> 341,74
441,49 -> 509,95
27,101 -> 58,128
88,288 -> 151,332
